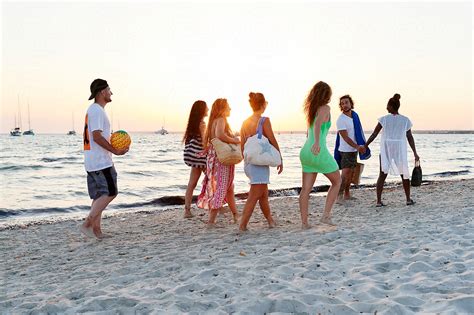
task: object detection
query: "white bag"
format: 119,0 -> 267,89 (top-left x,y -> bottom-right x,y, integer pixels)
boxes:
244,117 -> 282,167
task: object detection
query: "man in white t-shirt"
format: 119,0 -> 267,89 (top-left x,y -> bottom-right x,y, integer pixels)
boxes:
80,79 -> 128,239
336,95 -> 366,202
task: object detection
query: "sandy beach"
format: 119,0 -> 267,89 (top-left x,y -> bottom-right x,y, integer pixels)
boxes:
1,179 -> 473,314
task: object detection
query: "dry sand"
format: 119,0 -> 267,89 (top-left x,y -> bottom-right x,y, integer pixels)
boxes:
1,179 -> 473,314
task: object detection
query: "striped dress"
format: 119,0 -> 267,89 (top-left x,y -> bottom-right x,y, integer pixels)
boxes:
183,136 -> 207,168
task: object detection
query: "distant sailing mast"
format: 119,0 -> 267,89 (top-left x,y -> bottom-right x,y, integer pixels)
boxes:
10,95 -> 22,136
23,99 -> 35,135
156,117 -> 168,135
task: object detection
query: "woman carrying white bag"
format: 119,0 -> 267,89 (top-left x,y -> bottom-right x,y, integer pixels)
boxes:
239,92 -> 283,232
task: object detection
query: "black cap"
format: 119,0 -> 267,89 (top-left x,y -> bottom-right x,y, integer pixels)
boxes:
88,79 -> 109,100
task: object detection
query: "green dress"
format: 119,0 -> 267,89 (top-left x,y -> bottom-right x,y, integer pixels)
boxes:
300,119 -> 339,173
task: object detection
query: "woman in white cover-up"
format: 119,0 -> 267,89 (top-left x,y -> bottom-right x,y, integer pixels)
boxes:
365,94 -> 420,207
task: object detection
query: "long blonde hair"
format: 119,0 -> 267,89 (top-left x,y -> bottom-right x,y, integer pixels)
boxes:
303,81 -> 332,126
204,98 -> 232,148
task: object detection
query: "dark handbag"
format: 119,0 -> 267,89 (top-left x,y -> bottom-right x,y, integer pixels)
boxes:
411,160 -> 422,186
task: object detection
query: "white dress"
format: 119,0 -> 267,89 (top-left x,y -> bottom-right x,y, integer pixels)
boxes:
378,114 -> 412,179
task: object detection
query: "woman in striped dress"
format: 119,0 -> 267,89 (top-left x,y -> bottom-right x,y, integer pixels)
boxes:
183,100 -> 208,218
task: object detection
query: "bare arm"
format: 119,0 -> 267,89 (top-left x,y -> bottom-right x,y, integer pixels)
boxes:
199,121 -> 206,140
92,130 -> 128,155
365,123 -> 383,148
262,118 -> 281,153
339,130 -> 366,153
406,129 -> 420,161
240,124 -> 246,152
215,118 -> 239,144
262,118 -> 283,174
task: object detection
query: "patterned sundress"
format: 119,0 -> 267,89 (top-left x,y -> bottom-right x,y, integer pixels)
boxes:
197,144 -> 235,210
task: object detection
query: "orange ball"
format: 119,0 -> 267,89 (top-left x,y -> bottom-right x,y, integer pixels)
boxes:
110,130 -> 131,150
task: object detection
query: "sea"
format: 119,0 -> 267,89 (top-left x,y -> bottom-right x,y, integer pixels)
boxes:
1,132 -> 473,226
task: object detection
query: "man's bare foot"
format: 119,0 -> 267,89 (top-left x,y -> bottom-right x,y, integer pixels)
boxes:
268,220 -> 277,229
320,217 -> 336,226
80,224 -> 95,239
301,223 -> 312,230
336,196 -> 345,205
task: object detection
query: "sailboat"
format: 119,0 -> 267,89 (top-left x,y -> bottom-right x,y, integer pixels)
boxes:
67,112 -> 76,135
10,116 -> 21,136
155,117 -> 169,135
23,100 -> 35,135
10,95 -> 22,136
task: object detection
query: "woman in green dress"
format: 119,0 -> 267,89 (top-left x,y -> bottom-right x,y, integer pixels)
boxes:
299,81 -> 341,229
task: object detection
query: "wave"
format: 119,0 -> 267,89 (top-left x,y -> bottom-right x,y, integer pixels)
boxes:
430,170 -> 470,177
40,156 -> 79,163
0,165 -> 44,171
123,171 -> 154,177
0,205 -> 90,218
0,176 -> 468,220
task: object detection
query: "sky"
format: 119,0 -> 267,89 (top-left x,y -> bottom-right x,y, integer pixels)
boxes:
1,1 -> 472,133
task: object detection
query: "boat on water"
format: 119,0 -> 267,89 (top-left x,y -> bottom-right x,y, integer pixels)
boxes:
156,127 -> 168,135
10,127 -> 22,136
67,112 -> 76,135
23,101 -> 34,135
11,96 -> 22,136
156,117 -> 169,135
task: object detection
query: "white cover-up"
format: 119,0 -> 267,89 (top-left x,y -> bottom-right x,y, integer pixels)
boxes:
378,114 -> 413,179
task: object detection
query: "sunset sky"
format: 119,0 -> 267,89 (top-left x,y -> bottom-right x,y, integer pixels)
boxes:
1,1 -> 472,133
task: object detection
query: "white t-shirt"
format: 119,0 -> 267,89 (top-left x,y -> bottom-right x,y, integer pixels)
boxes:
336,113 -> 357,152
83,103 -> 113,172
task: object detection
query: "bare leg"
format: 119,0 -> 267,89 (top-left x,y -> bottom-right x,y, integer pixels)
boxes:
376,171 -> 388,206
226,185 -> 239,223
258,185 -> 276,228
207,207 -> 220,226
321,171 -> 341,225
184,167 -> 202,218
239,185 -> 262,231
338,167 -> 353,201
401,175 -> 411,203
81,194 -> 116,238
299,172 -> 317,229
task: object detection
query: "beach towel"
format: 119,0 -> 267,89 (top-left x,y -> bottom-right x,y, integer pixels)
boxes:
334,111 -> 371,168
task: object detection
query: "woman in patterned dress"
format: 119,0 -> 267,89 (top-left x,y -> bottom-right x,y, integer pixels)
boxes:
197,98 -> 240,227
183,100 -> 208,218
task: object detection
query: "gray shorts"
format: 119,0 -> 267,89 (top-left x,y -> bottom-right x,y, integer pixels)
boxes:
340,151 -> 358,169
87,166 -> 118,200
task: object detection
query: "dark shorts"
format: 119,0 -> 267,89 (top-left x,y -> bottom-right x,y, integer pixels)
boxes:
340,151 -> 358,169
87,166 -> 118,200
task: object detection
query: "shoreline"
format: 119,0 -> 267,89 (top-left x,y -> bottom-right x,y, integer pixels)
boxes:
2,178 -> 473,313
0,177 -> 461,231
